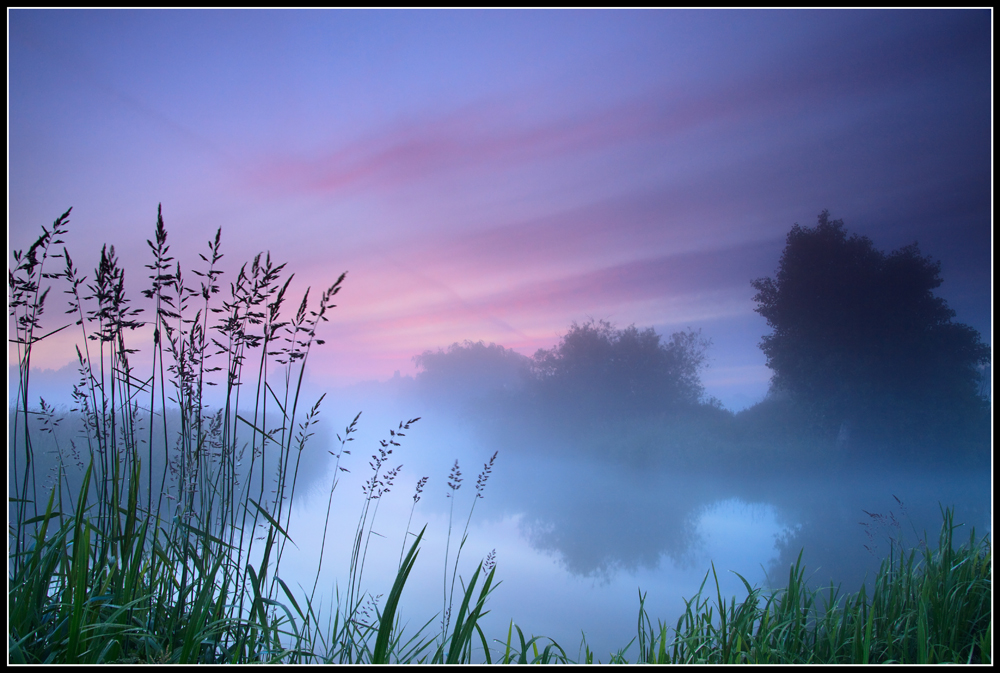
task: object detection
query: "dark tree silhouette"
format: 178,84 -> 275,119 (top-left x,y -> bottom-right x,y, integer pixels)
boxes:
413,340 -> 531,404
751,210 -> 989,448
530,319 -> 709,417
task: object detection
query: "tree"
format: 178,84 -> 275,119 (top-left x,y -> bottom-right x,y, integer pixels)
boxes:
751,210 -> 989,446
530,319 -> 709,417
413,340 -> 531,403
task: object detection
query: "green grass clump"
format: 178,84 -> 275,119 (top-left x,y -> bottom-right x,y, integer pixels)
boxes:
619,505 -> 991,664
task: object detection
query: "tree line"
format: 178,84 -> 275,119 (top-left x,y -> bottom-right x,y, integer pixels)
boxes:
412,211 -> 990,457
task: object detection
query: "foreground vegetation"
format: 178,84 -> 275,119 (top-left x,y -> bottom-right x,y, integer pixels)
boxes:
9,207 -> 991,663
621,506 -> 990,664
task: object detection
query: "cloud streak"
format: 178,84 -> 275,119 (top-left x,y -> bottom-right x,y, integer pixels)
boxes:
248,10 -> 987,206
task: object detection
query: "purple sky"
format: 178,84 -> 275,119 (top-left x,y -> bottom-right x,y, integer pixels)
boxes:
9,9 -> 992,410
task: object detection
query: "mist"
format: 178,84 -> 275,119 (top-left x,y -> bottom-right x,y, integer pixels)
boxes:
11,315 -> 990,660
11,240 -> 991,662
281,328 -> 991,657
300,328 -> 989,656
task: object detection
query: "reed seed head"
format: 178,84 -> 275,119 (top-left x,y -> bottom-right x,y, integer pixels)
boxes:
447,460 -> 462,495
413,476 -> 428,503
475,450 -> 498,498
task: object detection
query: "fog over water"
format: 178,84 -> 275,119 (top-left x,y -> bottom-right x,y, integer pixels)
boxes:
265,371 -> 991,659
10,349 -> 991,661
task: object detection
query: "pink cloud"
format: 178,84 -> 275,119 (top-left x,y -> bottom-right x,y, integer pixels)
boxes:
319,238 -> 773,367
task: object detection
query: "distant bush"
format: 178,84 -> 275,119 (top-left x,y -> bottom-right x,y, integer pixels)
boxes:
413,340 -> 531,408
528,319 -> 710,420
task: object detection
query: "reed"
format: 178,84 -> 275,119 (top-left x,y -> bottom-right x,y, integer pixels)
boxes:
8,206 -> 499,664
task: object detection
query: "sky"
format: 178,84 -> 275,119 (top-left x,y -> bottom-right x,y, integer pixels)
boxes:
8,8 -> 993,412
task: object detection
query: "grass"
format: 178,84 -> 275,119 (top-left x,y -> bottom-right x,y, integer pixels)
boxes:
8,205 -> 499,663
621,504 -> 990,664
9,205 -> 991,664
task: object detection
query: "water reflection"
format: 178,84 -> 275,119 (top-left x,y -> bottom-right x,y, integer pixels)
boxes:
330,380 -> 990,581
489,439 -> 989,596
